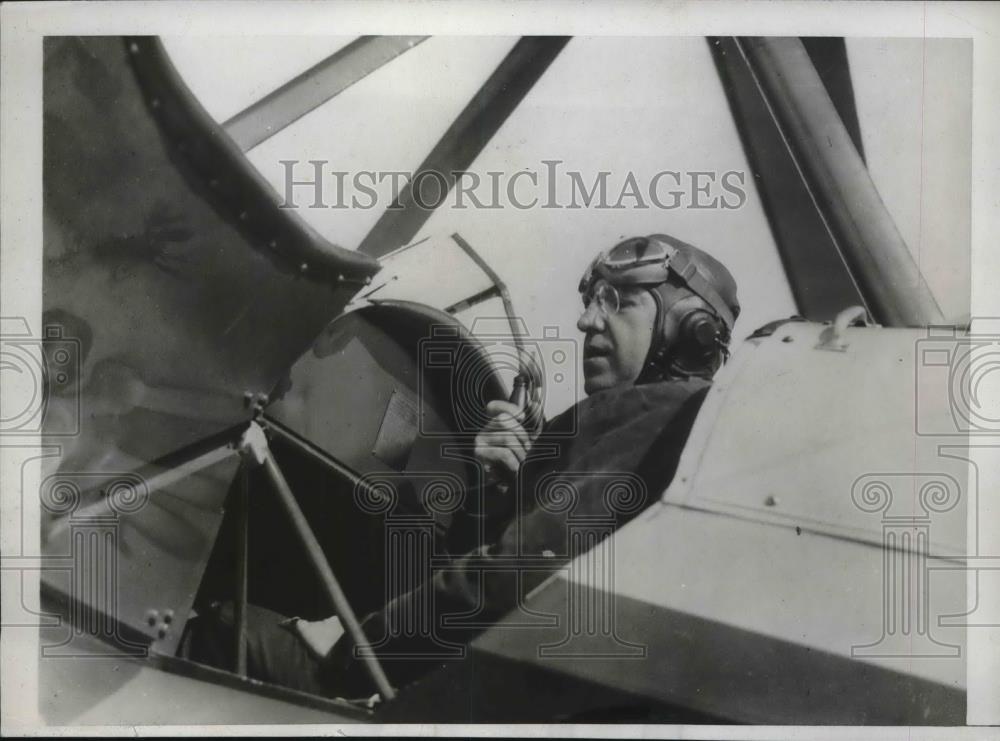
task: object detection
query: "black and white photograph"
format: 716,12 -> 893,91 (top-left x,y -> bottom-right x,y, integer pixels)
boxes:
1,1 -> 998,736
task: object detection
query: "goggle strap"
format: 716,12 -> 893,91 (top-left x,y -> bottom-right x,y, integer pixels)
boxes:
668,251 -> 736,332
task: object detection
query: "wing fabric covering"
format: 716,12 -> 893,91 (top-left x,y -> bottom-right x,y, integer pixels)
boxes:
40,36 -> 379,653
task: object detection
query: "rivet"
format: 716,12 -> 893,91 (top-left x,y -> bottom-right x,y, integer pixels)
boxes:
150,98 -> 161,109
209,179 -> 219,189
299,262 -> 309,273
239,211 -> 248,221
128,42 -> 140,54
163,609 -> 174,624
364,276 -> 372,285
764,495 -> 778,507
146,609 -> 158,626
268,240 -> 278,250
337,273 -> 345,282
782,336 -> 793,343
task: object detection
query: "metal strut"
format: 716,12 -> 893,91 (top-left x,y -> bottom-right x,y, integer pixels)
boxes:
236,422 -> 397,700
733,37 -> 944,327
223,36 -> 428,152
357,36 -> 569,258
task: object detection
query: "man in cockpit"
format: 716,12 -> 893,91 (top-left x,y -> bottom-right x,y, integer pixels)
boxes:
188,232 -> 740,699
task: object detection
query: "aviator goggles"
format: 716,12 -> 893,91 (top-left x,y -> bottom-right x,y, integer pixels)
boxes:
578,234 -> 736,330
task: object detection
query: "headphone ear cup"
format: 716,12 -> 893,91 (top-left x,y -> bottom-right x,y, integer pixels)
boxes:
676,310 -> 723,368
680,309 -> 719,355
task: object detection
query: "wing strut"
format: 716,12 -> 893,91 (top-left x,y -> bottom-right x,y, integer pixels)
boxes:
224,36 -> 428,152
710,36 -> 867,321
357,37 -> 570,258
728,37 -> 944,326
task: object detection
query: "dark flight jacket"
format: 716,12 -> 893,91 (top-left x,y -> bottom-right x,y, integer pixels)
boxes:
324,376 -> 711,695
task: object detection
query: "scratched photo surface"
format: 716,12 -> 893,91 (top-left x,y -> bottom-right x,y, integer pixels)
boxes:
9,23 -> 990,732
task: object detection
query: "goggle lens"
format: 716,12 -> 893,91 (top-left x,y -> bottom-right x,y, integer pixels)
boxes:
582,279 -> 621,316
601,236 -> 675,270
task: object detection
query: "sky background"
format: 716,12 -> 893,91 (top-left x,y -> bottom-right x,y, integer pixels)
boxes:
163,35 -> 972,416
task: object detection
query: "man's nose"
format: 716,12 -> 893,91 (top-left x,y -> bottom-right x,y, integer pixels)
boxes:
577,302 -> 606,333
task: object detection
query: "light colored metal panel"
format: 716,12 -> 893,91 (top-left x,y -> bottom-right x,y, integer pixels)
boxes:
73,669 -> 355,726
461,319 -> 968,721
664,321 -> 966,557
40,452 -> 238,655
468,504 -> 965,722
38,632 -> 361,725
603,504 -> 965,688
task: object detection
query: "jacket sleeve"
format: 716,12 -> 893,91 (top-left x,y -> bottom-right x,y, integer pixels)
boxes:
319,542 -> 527,696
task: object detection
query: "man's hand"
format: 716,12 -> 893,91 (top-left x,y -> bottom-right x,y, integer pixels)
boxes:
474,396 -> 540,486
476,347 -> 545,487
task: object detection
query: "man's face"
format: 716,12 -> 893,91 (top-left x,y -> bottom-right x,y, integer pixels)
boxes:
577,283 -> 659,395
